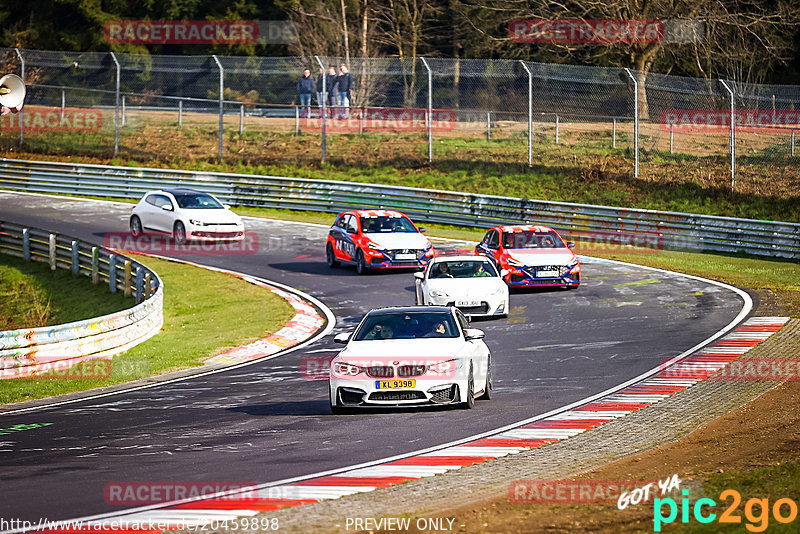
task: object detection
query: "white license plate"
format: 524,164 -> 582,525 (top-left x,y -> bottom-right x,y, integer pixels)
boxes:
395,253 -> 416,260
456,300 -> 481,307
537,270 -> 559,278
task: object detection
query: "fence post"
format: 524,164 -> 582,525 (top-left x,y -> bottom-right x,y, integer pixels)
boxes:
295,106 -> 299,136
487,112 -> 491,140
624,68 -> 639,178
359,106 -> 364,134
212,55 -> 224,161
520,61 -> 533,166
14,48 -> 24,147
792,130 -> 795,156
314,55 -> 327,163
71,241 -> 79,274
91,246 -> 99,283
61,89 -> 65,120
669,123 -> 674,154
123,260 -> 132,297
719,80 -> 735,187
178,99 -> 183,127
555,114 -> 559,144
143,272 -> 152,300
612,117 -> 617,148
135,267 -> 144,303
239,103 -> 244,134
121,95 -> 126,126
110,52 -> 120,157
420,57 -> 433,163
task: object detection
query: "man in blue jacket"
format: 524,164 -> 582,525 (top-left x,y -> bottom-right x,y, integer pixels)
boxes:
337,64 -> 353,119
296,69 -> 315,116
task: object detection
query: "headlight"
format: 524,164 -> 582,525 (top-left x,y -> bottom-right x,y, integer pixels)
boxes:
506,257 -> 524,267
568,258 -> 579,268
333,362 -> 362,376
427,358 -> 462,377
189,219 -> 207,226
367,242 -> 382,250
489,286 -> 504,296
430,290 -> 449,298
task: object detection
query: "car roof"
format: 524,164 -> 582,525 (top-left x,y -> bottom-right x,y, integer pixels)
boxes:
366,305 -> 453,316
491,224 -> 555,233
161,188 -> 205,195
349,209 -> 408,218
430,254 -> 490,262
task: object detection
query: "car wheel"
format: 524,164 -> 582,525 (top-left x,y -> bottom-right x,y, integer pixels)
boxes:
478,358 -> 492,400
461,363 -> 475,409
356,250 -> 369,275
330,392 -> 352,415
130,216 -> 143,237
173,221 -> 187,245
326,244 -> 340,268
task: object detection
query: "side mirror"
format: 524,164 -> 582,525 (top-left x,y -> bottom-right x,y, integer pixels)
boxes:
161,204 -> 173,211
414,272 -> 424,280
333,332 -> 351,344
223,204 -> 231,209
567,241 -> 575,248
418,227 -> 427,233
500,269 -> 509,278
464,328 -> 485,340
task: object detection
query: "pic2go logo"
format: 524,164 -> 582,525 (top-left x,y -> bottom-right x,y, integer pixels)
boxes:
653,489 -> 799,532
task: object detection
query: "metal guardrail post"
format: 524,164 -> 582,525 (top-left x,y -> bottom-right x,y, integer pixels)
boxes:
108,254 -> 117,292
144,272 -> 152,299
123,260 -> 132,296
91,246 -> 99,284
212,55 -> 224,161
14,48 -> 24,147
720,79 -> 735,187
420,58 -> 433,163
624,68 -> 639,178
314,55 -> 327,162
110,52 -> 120,157
22,228 -> 30,261
135,267 -> 144,303
520,61 -> 533,166
48,233 -> 56,270
71,241 -> 79,274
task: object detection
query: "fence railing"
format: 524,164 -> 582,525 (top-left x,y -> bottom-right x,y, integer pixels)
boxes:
3,48 -> 800,183
0,219 -> 163,379
1,158 -> 797,259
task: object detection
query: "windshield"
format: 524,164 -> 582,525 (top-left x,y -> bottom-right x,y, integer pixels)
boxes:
502,230 -> 564,249
354,311 -> 459,340
173,193 -> 224,209
430,259 -> 498,279
360,216 -> 417,233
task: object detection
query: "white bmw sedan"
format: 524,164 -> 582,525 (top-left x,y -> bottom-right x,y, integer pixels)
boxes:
329,306 -> 492,413
414,255 -> 509,317
129,188 -> 244,245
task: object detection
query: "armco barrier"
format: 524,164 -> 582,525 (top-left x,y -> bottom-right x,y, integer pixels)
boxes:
0,220 -> 163,379
0,158 -> 798,259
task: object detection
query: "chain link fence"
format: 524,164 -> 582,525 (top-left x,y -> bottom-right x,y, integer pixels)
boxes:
2,47 -> 800,188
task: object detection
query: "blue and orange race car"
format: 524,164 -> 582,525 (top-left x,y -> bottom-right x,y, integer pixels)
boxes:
326,210 -> 435,274
475,224 -> 580,289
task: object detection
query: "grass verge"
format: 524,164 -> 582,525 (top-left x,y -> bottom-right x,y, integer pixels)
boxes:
0,252 -> 134,330
0,254 -> 295,405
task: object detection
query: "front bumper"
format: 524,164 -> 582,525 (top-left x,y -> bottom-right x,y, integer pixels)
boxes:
330,377 -> 468,408
504,265 -> 580,288
365,249 -> 434,270
426,295 -> 508,316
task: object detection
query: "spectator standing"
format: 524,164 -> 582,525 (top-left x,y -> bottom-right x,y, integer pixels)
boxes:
338,64 -> 353,118
326,66 -> 339,118
296,69 -> 315,117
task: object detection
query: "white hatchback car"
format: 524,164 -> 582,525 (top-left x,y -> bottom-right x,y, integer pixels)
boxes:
414,255 -> 509,317
129,189 -> 244,244
329,306 -> 492,413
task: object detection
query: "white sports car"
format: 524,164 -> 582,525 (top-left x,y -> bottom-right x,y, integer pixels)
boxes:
329,306 -> 492,413
414,255 -> 509,317
129,188 -> 245,245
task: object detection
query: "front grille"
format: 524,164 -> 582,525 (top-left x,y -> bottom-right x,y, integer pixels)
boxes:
447,301 -> 489,314
369,391 -> 426,401
429,385 -> 458,403
366,366 -> 394,378
191,231 -> 243,238
398,364 -> 427,377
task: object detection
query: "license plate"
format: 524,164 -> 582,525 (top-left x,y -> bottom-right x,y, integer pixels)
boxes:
376,379 -> 416,389
537,270 -> 559,278
395,253 -> 416,260
456,300 -> 481,307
